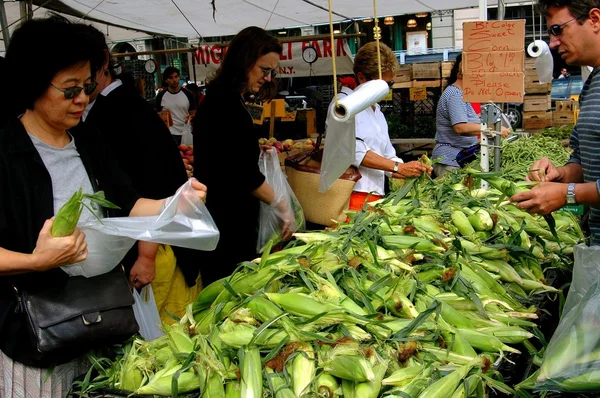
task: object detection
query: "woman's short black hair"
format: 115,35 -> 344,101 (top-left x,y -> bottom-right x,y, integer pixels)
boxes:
447,53 -> 463,86
208,26 -> 282,101
5,14 -> 101,116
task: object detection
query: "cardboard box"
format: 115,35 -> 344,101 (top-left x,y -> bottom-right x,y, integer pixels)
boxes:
412,62 -> 441,79
523,95 -> 551,112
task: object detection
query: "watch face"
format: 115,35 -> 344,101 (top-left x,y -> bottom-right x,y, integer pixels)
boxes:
145,59 -> 157,73
302,47 -> 318,64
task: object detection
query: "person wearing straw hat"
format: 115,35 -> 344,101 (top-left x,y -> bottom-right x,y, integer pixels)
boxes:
329,42 -> 432,211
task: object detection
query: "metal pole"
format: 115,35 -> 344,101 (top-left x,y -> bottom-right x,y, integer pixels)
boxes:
0,1 -> 10,49
498,0 -> 505,20
494,120 -> 502,172
191,49 -> 197,84
479,0 -> 488,21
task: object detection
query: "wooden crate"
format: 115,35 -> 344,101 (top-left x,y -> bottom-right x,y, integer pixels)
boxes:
553,111 -> 574,126
525,81 -> 552,95
523,110 -> 552,130
441,61 -> 455,78
523,95 -> 551,112
556,100 -> 573,113
394,65 -> 413,83
392,81 -> 412,89
412,62 -> 441,79
412,79 -> 440,88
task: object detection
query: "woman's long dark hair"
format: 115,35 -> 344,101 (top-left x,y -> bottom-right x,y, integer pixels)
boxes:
208,26 -> 282,101
447,53 -> 463,86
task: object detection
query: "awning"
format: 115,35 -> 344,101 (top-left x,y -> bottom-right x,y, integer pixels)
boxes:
32,0 -> 516,38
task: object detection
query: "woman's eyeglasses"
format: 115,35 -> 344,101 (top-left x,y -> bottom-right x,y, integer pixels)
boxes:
547,17 -> 578,36
50,81 -> 98,99
260,66 -> 277,78
387,80 -> 395,88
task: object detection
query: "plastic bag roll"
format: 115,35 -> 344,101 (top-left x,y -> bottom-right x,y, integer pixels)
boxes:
527,40 -> 553,83
331,79 -> 390,122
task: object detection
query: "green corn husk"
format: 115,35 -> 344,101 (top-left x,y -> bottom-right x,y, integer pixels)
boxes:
51,188 -> 120,237
266,367 -> 296,398
323,354 -> 375,383
451,210 -> 476,237
353,361 -> 387,398
224,381 -> 242,398
290,342 -> 315,397
192,278 -> 226,313
476,326 -> 534,344
382,365 -> 424,386
314,373 -> 340,397
418,358 -> 484,398
239,347 -> 263,398
468,209 -> 494,232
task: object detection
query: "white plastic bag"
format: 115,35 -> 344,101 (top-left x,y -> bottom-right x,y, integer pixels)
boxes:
257,148 -> 305,252
181,121 -> 193,146
61,179 -> 219,277
536,245 -> 600,392
132,285 -> 164,341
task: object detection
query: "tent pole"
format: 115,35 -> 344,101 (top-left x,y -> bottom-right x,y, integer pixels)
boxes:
191,50 -> 197,84
479,0 -> 488,20
0,1 -> 10,48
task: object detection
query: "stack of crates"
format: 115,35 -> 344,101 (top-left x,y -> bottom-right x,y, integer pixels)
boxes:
393,65 -> 413,89
553,100 -> 575,126
441,61 -> 454,91
523,58 -> 552,132
411,62 -> 441,88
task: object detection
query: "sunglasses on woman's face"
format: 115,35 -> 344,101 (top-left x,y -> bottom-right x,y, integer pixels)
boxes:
387,80 -> 395,88
547,17 -> 578,36
50,81 -> 98,99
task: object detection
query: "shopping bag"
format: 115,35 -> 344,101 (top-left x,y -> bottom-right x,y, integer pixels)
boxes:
535,245 -> 600,392
132,285 -> 164,341
257,148 -> 305,252
61,179 -> 219,277
181,121 -> 193,146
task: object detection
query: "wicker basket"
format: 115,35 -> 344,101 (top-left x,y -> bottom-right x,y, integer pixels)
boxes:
285,150 -> 361,227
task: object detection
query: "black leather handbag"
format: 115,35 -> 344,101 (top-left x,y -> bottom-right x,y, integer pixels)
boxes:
13,270 -> 139,356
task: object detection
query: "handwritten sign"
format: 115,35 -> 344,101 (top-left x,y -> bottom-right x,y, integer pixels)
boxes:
463,20 -> 525,103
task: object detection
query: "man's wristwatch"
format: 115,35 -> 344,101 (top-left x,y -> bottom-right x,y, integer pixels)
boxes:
393,161 -> 399,173
566,183 -> 577,205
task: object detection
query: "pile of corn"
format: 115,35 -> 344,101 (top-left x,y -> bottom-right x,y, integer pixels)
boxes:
75,171 -> 585,397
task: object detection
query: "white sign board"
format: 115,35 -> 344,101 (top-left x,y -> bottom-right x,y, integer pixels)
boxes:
188,38 -> 355,83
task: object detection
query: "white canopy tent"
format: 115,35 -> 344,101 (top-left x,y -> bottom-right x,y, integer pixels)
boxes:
30,0 -> 521,39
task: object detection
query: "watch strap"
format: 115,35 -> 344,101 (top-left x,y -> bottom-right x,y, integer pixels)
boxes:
393,161 -> 399,173
566,183 -> 577,205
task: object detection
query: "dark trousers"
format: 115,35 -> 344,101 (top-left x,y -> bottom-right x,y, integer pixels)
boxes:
171,134 -> 182,146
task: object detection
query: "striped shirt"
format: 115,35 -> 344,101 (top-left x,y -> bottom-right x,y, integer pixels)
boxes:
433,85 -> 480,167
568,67 -> 600,246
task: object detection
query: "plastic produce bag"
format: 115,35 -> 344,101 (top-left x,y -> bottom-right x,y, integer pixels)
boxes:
132,285 -> 164,341
181,121 -> 193,146
257,148 -> 305,252
536,245 -> 600,392
61,179 -> 219,277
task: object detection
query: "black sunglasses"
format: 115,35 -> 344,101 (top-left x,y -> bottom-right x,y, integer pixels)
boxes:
547,17 -> 578,36
50,81 -> 98,99
387,80 -> 394,88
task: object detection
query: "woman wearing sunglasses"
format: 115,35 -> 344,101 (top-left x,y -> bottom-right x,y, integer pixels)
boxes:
0,15 -> 207,397
192,26 -> 297,285
329,42 -> 432,211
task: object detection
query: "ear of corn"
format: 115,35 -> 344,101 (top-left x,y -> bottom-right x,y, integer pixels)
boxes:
290,342 -> 315,397
381,364 -> 424,386
322,354 -> 375,383
451,210 -> 476,237
51,188 -> 120,237
224,381 -> 241,398
353,361 -> 387,398
417,358 -> 482,398
315,372 -> 340,397
239,347 -> 263,398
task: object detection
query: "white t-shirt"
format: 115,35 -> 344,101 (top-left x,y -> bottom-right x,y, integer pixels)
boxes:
161,90 -> 191,136
341,85 -> 402,196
